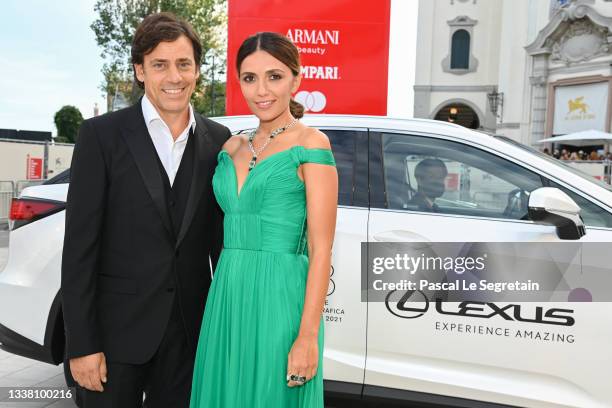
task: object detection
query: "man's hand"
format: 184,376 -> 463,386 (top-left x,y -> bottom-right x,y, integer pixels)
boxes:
70,352 -> 107,392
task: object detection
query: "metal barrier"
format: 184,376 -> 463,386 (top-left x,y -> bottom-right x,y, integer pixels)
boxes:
15,180 -> 46,196
562,160 -> 612,184
0,181 -> 15,223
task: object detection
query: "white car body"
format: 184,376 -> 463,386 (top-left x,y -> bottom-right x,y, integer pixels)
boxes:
1,115 -> 611,407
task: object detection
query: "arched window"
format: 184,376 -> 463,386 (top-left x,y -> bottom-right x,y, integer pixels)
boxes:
434,103 -> 480,129
451,30 -> 470,69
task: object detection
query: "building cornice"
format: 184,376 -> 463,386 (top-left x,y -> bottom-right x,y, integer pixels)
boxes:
526,0 -> 612,57
414,85 -> 498,92
447,15 -> 478,27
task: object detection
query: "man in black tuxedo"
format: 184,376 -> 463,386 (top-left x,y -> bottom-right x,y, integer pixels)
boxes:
61,12 -> 230,407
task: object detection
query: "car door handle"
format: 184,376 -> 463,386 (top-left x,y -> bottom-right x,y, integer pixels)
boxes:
372,230 -> 431,243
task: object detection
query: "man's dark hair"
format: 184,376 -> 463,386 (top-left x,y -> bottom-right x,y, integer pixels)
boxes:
131,12 -> 202,88
414,158 -> 448,180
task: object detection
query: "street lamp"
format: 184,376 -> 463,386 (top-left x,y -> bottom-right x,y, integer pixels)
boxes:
487,91 -> 504,122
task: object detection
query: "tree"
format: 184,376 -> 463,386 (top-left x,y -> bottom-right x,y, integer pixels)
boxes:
196,47 -> 226,116
91,0 -> 227,114
54,106 -> 84,144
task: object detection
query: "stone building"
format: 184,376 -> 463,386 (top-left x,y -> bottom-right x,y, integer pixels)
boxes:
414,0 -> 612,147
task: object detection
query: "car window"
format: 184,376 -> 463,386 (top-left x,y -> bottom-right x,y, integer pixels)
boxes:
43,169 -> 70,185
322,130 -> 359,207
496,135 -> 612,192
379,133 -> 544,219
547,180 -> 612,228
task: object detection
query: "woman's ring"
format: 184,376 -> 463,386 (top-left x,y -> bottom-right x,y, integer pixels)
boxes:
287,374 -> 307,385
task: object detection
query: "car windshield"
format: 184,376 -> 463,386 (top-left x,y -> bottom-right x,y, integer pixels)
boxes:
494,135 -> 612,192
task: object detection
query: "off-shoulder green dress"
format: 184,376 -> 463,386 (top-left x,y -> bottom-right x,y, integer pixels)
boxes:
190,145 -> 336,408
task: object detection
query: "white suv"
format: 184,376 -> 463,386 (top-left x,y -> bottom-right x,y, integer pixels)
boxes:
1,115 -> 611,408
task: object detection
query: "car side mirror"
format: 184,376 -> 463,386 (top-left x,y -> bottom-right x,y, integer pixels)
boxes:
528,187 -> 586,240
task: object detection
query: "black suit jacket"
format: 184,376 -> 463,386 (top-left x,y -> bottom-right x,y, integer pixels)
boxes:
408,192 -> 439,213
61,102 -> 230,365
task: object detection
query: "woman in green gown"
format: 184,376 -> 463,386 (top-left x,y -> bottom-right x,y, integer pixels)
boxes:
190,32 -> 338,407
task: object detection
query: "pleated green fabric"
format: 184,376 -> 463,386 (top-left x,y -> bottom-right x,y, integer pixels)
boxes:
190,145 -> 336,408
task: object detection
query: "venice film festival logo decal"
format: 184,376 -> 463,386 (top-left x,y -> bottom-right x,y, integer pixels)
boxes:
294,91 -> 327,113
327,265 -> 335,296
565,96 -> 595,120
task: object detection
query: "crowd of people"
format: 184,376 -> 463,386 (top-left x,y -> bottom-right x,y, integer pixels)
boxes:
542,148 -> 612,161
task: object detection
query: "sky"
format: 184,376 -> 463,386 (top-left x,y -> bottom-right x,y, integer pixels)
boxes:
388,0 -> 419,118
0,0 -> 418,134
0,0 -> 107,133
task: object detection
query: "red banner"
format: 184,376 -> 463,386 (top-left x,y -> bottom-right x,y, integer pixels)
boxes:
27,155 -> 42,180
226,0 -> 391,116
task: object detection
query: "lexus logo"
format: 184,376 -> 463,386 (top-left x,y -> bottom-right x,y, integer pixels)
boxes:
385,290 -> 429,319
384,291 -> 576,326
295,90 -> 327,113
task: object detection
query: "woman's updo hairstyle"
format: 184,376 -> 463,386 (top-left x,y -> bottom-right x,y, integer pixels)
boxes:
236,32 -> 305,119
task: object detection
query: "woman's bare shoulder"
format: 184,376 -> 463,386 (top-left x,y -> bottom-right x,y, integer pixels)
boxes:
298,126 -> 332,150
221,134 -> 247,156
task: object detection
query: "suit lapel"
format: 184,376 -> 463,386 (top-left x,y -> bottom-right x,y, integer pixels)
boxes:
175,114 -> 215,249
120,104 -> 174,238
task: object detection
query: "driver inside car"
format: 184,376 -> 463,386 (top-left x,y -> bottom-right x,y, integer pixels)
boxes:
409,158 -> 448,213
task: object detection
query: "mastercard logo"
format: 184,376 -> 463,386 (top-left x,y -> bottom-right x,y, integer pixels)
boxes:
294,91 -> 327,113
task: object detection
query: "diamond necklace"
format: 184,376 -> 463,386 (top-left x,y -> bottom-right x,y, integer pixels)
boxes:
247,118 -> 298,171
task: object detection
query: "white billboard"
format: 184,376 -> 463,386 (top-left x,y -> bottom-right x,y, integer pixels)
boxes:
553,81 -> 609,135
